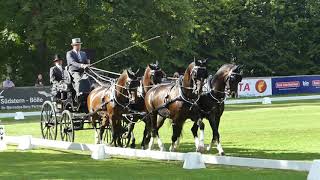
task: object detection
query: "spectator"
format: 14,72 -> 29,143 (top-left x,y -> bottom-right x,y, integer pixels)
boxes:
173,72 -> 179,78
35,74 -> 44,87
2,76 -> 15,88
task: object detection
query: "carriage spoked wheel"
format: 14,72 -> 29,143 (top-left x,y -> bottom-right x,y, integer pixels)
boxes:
102,125 -> 112,145
120,120 -> 130,147
40,101 -> 57,140
96,120 -> 112,144
60,110 -> 75,142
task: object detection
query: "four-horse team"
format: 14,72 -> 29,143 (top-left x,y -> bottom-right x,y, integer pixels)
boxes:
47,37 -> 243,155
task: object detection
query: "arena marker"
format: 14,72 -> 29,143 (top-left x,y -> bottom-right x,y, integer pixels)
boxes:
91,144 -> 109,160
14,112 -> 25,120
183,152 -> 206,169
17,135 -> 33,150
308,160 -> 320,180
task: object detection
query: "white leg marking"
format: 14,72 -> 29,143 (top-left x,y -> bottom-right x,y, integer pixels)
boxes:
199,130 -> 205,148
206,142 -> 213,151
174,137 -> 180,149
148,137 -> 155,150
94,131 -> 100,144
194,137 -> 199,149
217,143 -> 224,155
157,137 -> 165,151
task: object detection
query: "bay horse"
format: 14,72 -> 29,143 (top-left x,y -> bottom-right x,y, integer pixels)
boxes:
144,59 -> 208,151
122,61 -> 166,148
87,69 -> 140,146
194,64 -> 243,155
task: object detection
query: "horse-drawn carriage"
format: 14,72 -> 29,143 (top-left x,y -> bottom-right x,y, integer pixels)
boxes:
40,68 -> 113,143
40,59 -> 243,155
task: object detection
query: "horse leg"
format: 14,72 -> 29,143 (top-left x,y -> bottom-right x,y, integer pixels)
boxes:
147,113 -> 157,150
130,130 -> 136,149
208,115 -> 224,155
156,115 -> 166,151
124,122 -> 135,148
141,122 -> 149,150
90,115 -> 99,144
197,118 -> 205,153
169,122 -> 183,152
191,122 -> 199,150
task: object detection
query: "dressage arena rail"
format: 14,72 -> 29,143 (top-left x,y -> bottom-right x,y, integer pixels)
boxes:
4,136 -> 319,174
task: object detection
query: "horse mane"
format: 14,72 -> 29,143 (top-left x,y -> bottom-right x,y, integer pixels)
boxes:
117,70 -> 128,87
183,62 -> 195,84
143,65 -> 151,81
213,64 -> 236,80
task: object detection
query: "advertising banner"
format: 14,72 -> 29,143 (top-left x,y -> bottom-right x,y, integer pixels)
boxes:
238,78 -> 272,97
272,75 -> 320,95
0,87 -> 51,110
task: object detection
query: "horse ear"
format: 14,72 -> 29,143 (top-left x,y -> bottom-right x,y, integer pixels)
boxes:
127,68 -> 133,76
202,58 -> 208,65
135,68 -> 140,75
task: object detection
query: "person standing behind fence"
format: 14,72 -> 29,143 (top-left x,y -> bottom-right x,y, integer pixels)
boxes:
66,38 -> 90,101
2,77 -> 15,88
35,73 -> 44,87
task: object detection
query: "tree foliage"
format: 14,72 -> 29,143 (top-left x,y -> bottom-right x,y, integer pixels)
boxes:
0,0 -> 319,86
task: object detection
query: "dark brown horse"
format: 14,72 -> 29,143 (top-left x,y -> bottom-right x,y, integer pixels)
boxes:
144,59 -> 208,151
122,62 -> 166,148
193,64 -> 243,155
87,69 -> 140,146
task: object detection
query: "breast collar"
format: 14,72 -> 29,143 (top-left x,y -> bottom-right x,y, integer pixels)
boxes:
177,76 -> 200,107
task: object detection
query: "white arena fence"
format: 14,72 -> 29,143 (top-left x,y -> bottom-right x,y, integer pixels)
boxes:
3,135 -> 320,180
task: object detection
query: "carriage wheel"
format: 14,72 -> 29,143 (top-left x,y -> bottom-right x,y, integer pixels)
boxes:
96,120 -> 112,144
40,101 -> 57,140
120,120 -> 129,147
102,125 -> 112,144
60,110 -> 74,142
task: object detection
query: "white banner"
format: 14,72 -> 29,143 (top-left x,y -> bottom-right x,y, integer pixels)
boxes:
237,78 -> 272,97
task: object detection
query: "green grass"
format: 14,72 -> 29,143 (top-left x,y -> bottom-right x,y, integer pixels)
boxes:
0,147 -> 306,180
1,100 -> 319,179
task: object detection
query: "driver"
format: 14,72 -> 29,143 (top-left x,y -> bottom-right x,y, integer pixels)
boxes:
66,38 -> 90,100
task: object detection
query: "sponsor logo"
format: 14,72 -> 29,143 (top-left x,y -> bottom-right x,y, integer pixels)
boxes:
275,81 -> 300,89
255,80 -> 267,93
302,81 -> 310,86
312,80 -> 320,87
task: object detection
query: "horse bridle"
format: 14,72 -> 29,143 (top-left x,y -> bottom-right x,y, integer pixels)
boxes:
150,68 -> 164,85
207,69 -> 241,104
189,65 -> 208,94
113,77 -> 140,109
177,65 -> 207,108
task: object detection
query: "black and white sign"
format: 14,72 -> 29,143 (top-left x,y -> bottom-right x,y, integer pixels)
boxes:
0,87 -> 52,110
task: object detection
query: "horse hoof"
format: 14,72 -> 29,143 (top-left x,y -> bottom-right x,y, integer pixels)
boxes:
130,144 -> 136,149
160,147 -> 166,152
169,146 -> 175,152
197,146 -> 205,153
219,152 -> 225,156
206,146 -> 211,151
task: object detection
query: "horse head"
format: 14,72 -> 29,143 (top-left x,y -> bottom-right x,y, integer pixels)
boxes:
123,68 -> 140,104
186,58 -> 208,95
147,60 -> 166,85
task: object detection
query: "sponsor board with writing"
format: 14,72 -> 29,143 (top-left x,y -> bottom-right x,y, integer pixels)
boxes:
238,78 -> 272,97
272,75 -> 320,95
0,87 -> 52,110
